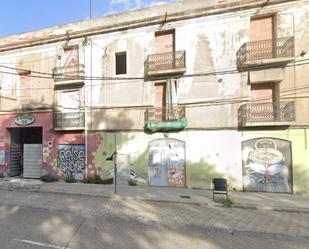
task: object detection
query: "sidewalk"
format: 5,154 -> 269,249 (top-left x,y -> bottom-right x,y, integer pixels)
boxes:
1,177 -> 309,213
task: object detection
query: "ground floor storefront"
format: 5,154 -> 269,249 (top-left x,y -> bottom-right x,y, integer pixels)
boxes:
0,111 -> 87,180
85,129 -> 308,195
0,111 -> 308,194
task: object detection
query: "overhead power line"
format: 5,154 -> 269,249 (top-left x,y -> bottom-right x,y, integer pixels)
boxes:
0,58 -> 309,84
0,57 -> 309,89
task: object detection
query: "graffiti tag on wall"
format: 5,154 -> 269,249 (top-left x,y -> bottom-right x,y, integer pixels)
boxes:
58,144 -> 85,179
242,138 -> 292,193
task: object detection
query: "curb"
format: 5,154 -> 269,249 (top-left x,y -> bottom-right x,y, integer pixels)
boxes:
36,188 -> 309,213
38,187 -> 209,206
1,184 -> 309,214
232,203 -> 309,214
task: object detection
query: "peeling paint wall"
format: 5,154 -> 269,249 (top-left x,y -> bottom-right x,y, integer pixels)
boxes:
0,0 -> 308,192
0,1 -> 308,129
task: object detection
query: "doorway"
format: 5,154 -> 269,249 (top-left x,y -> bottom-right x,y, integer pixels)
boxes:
155,30 -> 175,70
10,127 -> 42,178
250,15 -> 275,59
148,138 -> 186,187
251,82 -> 276,103
154,82 -> 166,122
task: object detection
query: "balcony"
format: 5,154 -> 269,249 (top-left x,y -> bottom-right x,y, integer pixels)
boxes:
54,112 -> 85,130
52,64 -> 85,86
145,50 -> 186,77
145,106 -> 187,131
237,37 -> 294,70
238,101 -> 295,127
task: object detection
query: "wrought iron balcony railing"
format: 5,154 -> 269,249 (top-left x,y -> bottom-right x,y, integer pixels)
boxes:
146,50 -> 186,74
145,106 -> 186,124
52,64 -> 85,82
54,112 -> 85,130
237,37 -> 294,68
238,101 -> 295,126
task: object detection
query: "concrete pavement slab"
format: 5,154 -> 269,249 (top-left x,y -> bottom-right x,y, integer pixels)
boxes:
1,178 -> 309,213
40,182 -> 309,212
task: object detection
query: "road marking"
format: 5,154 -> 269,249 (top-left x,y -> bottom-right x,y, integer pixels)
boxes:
13,239 -> 71,249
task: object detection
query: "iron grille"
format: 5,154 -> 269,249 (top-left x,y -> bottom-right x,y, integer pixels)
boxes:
145,106 -> 186,124
238,101 -> 295,126
146,50 -> 186,73
54,112 -> 85,129
53,64 -> 85,82
237,37 -> 294,68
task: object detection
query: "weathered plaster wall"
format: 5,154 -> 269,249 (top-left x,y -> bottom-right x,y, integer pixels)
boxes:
0,1 -> 309,129
86,130 -> 243,190
86,128 -> 308,194
84,0 -> 309,129
0,50 -> 56,112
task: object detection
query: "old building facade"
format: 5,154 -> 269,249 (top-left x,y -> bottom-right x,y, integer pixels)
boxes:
0,0 -> 308,194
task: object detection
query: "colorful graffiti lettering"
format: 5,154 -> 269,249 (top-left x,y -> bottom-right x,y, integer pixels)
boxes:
58,144 -> 85,179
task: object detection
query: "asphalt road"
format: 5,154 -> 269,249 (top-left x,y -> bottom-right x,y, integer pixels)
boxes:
0,190 -> 308,249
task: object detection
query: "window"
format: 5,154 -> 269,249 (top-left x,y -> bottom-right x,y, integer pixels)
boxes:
62,45 -> 79,67
250,15 -> 274,42
251,82 -> 277,103
155,30 -> 175,54
61,90 -> 80,112
18,70 -> 32,105
115,52 -> 127,75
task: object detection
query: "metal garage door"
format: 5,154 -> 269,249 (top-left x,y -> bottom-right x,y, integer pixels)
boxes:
10,143 -> 22,177
10,128 -> 22,177
23,144 -> 42,178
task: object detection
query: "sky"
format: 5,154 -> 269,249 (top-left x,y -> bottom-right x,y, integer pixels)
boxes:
0,0 -> 174,38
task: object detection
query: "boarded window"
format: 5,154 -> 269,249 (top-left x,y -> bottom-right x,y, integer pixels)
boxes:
0,70 -> 15,97
155,31 -> 175,54
63,46 -> 79,67
155,82 -> 166,108
250,16 -> 274,42
115,52 -> 127,75
61,90 -> 80,112
251,83 -> 276,103
19,71 -> 32,105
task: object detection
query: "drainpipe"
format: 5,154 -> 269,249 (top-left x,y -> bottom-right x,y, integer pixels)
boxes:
85,38 -> 93,180
84,55 -> 88,179
85,0 -> 93,180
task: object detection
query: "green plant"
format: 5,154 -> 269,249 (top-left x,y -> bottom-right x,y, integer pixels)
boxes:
81,175 -> 113,185
64,175 -> 77,183
80,178 -> 93,184
101,177 -> 113,184
40,174 -> 58,182
93,175 -> 105,184
214,197 -> 234,208
128,179 -> 137,186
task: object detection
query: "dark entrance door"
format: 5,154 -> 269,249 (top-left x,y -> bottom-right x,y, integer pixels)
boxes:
9,127 -> 42,177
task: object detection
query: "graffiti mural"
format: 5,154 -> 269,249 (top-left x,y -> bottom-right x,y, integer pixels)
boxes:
58,144 -> 85,179
242,138 -> 292,193
148,138 -> 186,187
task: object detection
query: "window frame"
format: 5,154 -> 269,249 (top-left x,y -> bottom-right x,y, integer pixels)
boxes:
115,51 -> 127,75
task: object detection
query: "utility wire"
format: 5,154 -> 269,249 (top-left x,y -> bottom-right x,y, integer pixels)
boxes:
1,57 -> 309,86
